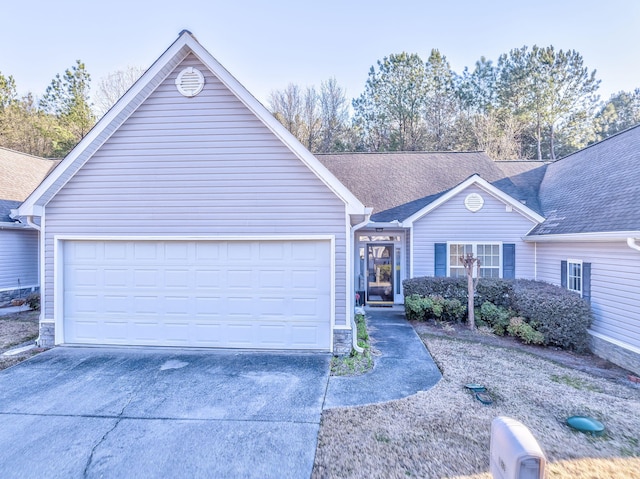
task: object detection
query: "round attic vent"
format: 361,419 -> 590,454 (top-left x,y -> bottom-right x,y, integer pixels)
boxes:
464,193 -> 484,212
175,67 -> 205,97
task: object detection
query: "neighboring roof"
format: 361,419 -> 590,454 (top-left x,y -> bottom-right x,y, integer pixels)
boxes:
316,152 -> 545,221
0,147 -> 58,222
530,124 -> 640,236
18,30 -> 366,217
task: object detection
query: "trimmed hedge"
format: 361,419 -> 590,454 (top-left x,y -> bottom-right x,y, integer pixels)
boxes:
511,279 -> 593,352
403,277 -> 513,309
403,276 -> 593,351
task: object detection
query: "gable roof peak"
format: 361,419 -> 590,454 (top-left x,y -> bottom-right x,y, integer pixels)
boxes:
17,30 -> 366,216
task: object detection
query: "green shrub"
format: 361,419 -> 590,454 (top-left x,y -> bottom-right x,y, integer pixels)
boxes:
405,294 -> 424,321
405,294 -> 465,321
441,298 -> 466,322
507,317 -> 545,345
403,277 -> 593,351
26,293 -> 40,311
479,301 -> 512,335
511,280 -> 593,351
403,277 -> 514,309
405,294 -> 437,321
475,278 -> 514,309
427,295 -> 444,319
403,277 -> 467,302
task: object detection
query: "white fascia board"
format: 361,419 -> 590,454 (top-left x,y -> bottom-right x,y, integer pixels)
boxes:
401,174 -> 545,227
359,220 -> 404,229
18,36 -> 192,217
523,231 -> 640,243
182,37 -> 367,216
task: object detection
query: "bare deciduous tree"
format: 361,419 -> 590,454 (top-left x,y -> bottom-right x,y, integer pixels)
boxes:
318,78 -> 349,152
270,83 -> 303,140
93,66 -> 145,118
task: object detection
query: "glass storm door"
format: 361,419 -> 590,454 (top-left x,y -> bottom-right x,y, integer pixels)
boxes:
367,244 -> 394,303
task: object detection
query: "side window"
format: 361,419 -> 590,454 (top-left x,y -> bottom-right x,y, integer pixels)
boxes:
561,259 -> 590,301
567,260 -> 582,294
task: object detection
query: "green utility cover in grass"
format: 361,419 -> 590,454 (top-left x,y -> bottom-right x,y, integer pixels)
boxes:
566,416 -> 605,436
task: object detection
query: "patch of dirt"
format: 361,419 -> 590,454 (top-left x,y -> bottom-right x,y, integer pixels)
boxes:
412,319 -> 636,383
0,310 -> 43,371
313,326 -> 640,479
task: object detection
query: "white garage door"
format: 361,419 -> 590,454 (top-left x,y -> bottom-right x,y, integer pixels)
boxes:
62,240 -> 331,350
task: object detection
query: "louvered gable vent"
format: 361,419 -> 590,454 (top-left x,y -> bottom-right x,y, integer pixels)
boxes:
175,67 -> 205,97
464,193 -> 484,212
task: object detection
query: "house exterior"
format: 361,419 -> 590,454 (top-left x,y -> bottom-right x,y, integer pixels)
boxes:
524,127 -> 640,375
0,147 -> 57,303
16,31 -> 640,374
16,31 -> 367,354
319,133 -> 640,375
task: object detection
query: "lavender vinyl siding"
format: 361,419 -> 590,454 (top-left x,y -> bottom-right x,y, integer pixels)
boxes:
535,241 -> 640,352
0,229 -> 39,290
43,54 -> 348,325
412,185 -> 537,278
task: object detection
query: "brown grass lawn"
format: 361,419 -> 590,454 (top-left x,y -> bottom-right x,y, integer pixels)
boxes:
313,325 -> 640,479
0,310 -> 43,371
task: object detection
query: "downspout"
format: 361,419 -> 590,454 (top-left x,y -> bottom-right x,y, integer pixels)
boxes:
26,216 -> 41,231
349,208 -> 373,353
627,237 -> 640,253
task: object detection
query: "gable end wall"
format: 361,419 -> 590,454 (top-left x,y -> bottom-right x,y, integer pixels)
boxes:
412,185 -> 537,278
42,54 -> 348,327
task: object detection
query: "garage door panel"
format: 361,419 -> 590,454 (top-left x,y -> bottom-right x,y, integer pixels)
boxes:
166,270 -> 190,288
63,240 -> 331,350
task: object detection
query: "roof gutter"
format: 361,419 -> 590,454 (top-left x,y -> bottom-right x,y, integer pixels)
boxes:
0,221 -> 31,230
349,208 -> 373,353
627,237 -> 640,253
523,231 -> 640,242
9,209 -> 41,231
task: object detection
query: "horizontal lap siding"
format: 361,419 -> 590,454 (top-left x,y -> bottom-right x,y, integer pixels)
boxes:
44,54 -> 347,325
0,229 -> 38,290
535,242 -> 640,351
412,185 -> 537,278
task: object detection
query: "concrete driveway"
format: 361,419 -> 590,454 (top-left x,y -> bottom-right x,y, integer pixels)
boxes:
0,347 -> 330,479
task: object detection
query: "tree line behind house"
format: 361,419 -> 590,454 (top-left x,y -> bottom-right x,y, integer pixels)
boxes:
272,46 -> 640,160
1,45 -> 639,160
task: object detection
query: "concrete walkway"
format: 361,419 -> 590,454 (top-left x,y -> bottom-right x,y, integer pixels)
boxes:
324,307 -> 442,408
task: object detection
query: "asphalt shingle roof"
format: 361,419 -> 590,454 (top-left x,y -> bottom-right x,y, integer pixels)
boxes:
530,124 -> 640,235
316,152 -> 545,221
0,147 -> 58,222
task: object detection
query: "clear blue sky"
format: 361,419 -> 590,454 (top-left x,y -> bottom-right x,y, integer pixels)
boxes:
2,0 -> 639,106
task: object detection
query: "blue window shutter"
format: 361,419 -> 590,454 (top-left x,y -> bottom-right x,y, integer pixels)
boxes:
503,244 -> 516,279
583,263 -> 591,302
561,260 -> 567,288
434,243 -> 447,277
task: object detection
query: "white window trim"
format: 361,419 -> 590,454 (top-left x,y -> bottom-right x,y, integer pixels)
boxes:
567,259 -> 583,296
446,242 -> 503,278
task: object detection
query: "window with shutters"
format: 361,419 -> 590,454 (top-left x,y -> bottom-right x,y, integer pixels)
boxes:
567,260 -> 582,295
447,242 -> 501,278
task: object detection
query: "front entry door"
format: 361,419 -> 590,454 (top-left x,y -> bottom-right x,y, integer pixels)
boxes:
367,244 -> 394,303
